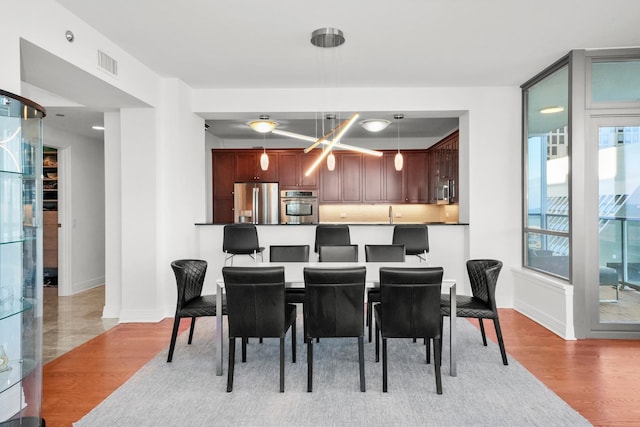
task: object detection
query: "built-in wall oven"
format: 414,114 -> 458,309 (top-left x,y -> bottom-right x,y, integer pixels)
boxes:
280,190 -> 318,224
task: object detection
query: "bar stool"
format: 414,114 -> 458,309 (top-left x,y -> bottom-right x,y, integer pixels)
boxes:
392,224 -> 429,262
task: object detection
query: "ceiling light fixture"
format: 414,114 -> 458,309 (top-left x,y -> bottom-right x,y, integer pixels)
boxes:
359,119 -> 391,132
539,106 -> 565,114
304,112 -> 361,176
394,114 -> 404,171
310,27 -> 345,48
249,115 -> 278,133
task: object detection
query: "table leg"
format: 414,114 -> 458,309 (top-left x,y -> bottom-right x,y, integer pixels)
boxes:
216,283 -> 224,376
449,283 -> 457,377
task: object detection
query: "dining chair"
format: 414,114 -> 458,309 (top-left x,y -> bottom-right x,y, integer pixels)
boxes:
318,244 -> 358,262
314,224 -> 351,254
270,244 -> 311,339
303,266 -> 366,392
364,244 -> 406,342
269,244 -> 310,263
221,266 -> 297,392
167,259 -> 226,363
222,223 -> 265,265
392,224 -> 429,262
374,266 -> 444,394
440,259 -> 507,365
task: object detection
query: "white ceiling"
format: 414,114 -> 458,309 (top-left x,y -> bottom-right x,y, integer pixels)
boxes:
53,0 -> 640,89
40,0 -> 640,140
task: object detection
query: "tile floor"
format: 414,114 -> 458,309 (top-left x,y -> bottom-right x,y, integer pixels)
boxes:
43,285 -> 118,364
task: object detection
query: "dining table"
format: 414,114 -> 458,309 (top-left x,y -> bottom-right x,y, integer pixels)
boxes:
215,262 -> 457,377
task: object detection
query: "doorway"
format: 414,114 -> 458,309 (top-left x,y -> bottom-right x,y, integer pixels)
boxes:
42,146 -> 59,290
592,116 -> 640,329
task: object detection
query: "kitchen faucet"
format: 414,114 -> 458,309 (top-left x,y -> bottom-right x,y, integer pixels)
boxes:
388,205 -> 393,224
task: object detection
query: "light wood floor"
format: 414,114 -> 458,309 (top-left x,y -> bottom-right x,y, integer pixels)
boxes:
41,308 -> 640,427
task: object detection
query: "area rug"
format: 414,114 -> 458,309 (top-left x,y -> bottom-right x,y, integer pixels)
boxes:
74,316 -> 591,427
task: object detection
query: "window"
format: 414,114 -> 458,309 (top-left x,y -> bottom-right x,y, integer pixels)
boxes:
522,63 -> 570,279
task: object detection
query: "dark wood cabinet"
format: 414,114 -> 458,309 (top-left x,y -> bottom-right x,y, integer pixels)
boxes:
211,134 -> 458,222
403,151 -> 428,203
384,153 -> 404,202
277,150 -> 319,189
212,151 -> 236,223
235,151 -> 278,182
429,130 -> 459,204
363,156 -> 383,202
319,154 -> 341,202
340,153 -> 362,202
363,154 -> 404,203
299,151 -> 319,188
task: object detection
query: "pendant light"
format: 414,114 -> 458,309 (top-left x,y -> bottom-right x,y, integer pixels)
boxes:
394,113 -> 404,171
326,152 -> 336,171
260,133 -> 269,171
326,113 -> 336,171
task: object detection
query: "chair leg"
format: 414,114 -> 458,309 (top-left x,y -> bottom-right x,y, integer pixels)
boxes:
493,317 -> 509,365
227,337 -> 235,392
426,338 -> 431,364
434,337 -> 443,395
375,321 -> 380,363
279,336 -> 285,392
307,339 -> 313,392
241,337 -> 247,362
291,317 -> 296,363
188,317 -> 196,344
479,318 -> 488,346
367,304 -> 373,342
166,317 -> 181,363
382,338 -> 388,392
358,336 -> 365,392
439,316 -> 444,361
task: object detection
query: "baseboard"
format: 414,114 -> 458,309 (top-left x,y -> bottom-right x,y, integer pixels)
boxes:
70,276 -> 105,295
512,268 -> 576,340
118,308 -> 166,323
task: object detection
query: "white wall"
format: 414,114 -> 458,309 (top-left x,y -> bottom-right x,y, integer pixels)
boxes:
42,125 -> 105,295
195,86 -> 522,309
5,1 -> 541,330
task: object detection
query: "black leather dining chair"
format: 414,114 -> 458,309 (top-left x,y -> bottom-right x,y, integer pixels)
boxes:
269,245 -> 310,263
441,259 -> 507,365
303,266 -> 366,392
364,244 -> 406,342
222,266 -> 297,392
318,244 -> 358,262
167,259 -> 226,363
270,244 -> 311,339
314,224 -> 351,254
392,224 -> 429,262
374,267 -> 444,394
222,223 -> 265,265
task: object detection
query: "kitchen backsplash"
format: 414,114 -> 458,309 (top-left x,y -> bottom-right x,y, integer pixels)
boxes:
319,204 -> 459,224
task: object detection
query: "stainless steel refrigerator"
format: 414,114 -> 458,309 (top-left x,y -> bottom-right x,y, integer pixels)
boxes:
233,182 -> 280,224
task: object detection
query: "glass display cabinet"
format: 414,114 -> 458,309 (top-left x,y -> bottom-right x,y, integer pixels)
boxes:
0,89 -> 46,426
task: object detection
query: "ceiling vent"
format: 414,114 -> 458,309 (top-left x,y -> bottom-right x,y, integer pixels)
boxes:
97,50 -> 118,76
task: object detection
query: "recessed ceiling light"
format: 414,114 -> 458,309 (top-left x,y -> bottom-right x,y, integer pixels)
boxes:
92,125 -> 105,130
539,106 -> 565,114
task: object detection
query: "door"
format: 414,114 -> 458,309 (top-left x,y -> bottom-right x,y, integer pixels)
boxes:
591,117 -> 640,331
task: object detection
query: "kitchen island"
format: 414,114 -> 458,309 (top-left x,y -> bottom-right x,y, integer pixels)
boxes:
195,223 -> 469,295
